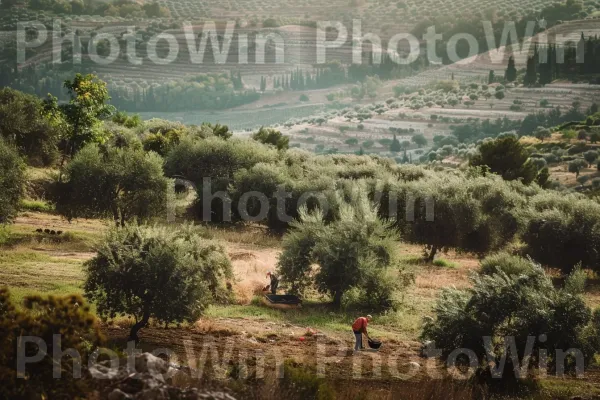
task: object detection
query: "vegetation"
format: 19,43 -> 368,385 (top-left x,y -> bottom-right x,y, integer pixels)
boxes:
55,143 -> 172,226
470,136 -> 538,184
0,140 -> 26,223
84,224 -> 232,341
423,258 -> 600,390
278,192 -> 405,310
0,289 -> 103,399
0,88 -> 60,166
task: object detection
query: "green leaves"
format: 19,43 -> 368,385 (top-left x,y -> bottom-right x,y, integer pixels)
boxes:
422,258 -> 598,378
84,224 -> 232,340
0,140 -> 25,224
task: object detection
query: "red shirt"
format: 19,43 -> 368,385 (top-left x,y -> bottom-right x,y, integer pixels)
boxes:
352,317 -> 368,332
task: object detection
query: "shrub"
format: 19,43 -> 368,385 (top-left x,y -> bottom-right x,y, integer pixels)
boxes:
0,288 -> 103,399
299,94 -> 309,102
432,258 -> 456,268
278,190 -> 405,310
279,361 -> 335,400
252,127 -> 289,150
0,140 -> 26,223
470,136 -> 538,184
0,88 -> 60,166
422,262 -> 600,388
263,18 -> 279,27
55,144 -> 172,226
165,137 -> 278,221
142,128 -> 183,156
523,193 -> 600,272
583,150 -> 598,165
479,252 -> 535,276
568,159 -> 587,177
84,224 -> 232,341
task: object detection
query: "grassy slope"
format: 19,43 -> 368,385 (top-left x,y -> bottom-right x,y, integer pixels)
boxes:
3,211 -> 600,398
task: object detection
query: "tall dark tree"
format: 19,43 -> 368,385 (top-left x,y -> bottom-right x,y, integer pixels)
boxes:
523,56 -> 538,86
505,56 -> 517,82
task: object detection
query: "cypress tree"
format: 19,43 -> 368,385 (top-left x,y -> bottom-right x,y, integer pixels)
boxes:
505,56 -> 517,82
523,56 -> 537,86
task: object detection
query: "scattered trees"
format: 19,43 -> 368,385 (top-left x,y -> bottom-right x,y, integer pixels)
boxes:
84,224 -> 232,341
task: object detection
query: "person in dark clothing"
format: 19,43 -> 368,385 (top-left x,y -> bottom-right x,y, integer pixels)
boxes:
266,271 -> 279,294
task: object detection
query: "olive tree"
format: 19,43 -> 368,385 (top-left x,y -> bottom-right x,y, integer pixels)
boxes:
84,224 -> 233,341
422,258 -> 600,390
523,192 -> 600,273
0,140 -> 26,223
56,144 -> 173,226
277,189 -> 404,310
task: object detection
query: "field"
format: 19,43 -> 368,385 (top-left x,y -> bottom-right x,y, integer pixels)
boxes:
5,207 -> 600,398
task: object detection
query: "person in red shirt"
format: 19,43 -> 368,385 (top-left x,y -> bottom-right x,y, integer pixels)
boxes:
352,315 -> 372,352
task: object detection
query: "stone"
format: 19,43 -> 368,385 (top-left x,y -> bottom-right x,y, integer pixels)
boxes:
108,389 -> 133,400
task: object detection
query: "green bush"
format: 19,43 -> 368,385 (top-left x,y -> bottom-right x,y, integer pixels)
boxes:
84,224 -> 233,341
165,136 -> 278,221
19,199 -> 54,213
523,193 -> 600,272
55,144 -> 172,225
277,189 -> 405,310
279,361 -> 335,400
470,136 -> 538,184
0,289 -> 103,399
479,252 -> 535,276
422,262 -> 600,388
0,88 -> 60,166
0,140 -> 26,223
252,127 -> 289,150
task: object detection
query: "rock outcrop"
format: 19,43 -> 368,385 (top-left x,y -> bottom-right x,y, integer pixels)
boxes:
91,352 -> 236,400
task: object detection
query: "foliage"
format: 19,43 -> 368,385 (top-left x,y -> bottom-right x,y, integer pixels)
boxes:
164,136 -> 278,221
583,150 -> 598,165
0,140 -> 26,224
252,127 -> 289,150
411,133 -> 428,147
84,224 -> 232,341
0,88 -> 60,166
55,143 -> 172,226
422,261 -> 600,386
534,127 -> 551,142
470,136 -> 538,184
568,159 -> 587,177
142,128 -> 183,156
523,193 -> 600,273
44,74 -> 114,158
479,252 -> 535,276
0,288 -> 103,399
278,190 -> 404,310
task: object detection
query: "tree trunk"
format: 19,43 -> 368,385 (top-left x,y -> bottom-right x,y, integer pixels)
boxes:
129,307 -> 150,343
333,291 -> 343,309
426,245 -> 438,262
